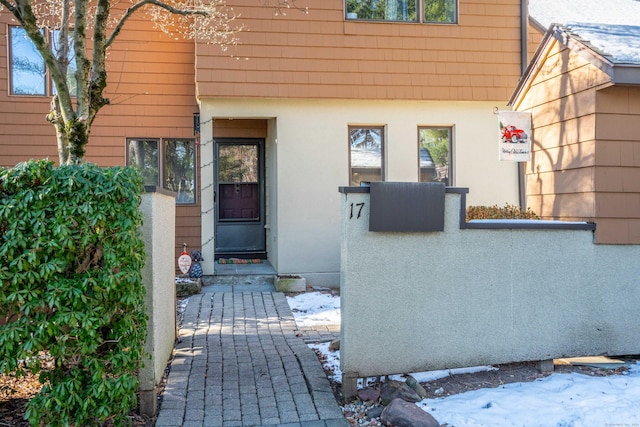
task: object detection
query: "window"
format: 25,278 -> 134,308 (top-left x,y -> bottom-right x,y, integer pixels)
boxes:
126,138 -> 197,204
346,0 -> 457,23
418,126 -> 451,185
9,26 -> 77,96
346,0 -> 416,21
423,0 -> 456,23
10,27 -> 45,95
349,126 -> 385,186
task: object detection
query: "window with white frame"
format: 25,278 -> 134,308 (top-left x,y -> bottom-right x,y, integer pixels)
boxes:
345,0 -> 457,23
9,26 -> 77,96
349,126 -> 385,186
126,138 -> 197,204
418,126 -> 452,185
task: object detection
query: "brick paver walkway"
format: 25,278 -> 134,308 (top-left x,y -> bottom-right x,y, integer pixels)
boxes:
155,289 -> 347,427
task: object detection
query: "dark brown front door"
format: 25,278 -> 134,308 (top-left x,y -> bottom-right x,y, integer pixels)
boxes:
214,139 -> 266,257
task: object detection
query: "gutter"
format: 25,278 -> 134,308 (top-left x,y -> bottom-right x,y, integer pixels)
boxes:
517,0 -> 528,209
520,0 -> 528,75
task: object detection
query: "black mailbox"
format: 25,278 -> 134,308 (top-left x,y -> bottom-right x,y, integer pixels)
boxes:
369,182 -> 445,232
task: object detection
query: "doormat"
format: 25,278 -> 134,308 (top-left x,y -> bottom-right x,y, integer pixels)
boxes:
218,258 -> 263,264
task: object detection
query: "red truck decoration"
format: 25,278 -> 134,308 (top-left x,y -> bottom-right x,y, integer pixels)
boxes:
501,124 -> 528,143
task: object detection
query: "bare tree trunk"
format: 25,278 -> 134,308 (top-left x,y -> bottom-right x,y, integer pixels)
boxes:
47,95 -> 91,165
48,96 -> 69,165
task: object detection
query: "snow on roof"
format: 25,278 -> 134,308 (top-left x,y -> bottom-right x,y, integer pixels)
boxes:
528,0 -> 640,64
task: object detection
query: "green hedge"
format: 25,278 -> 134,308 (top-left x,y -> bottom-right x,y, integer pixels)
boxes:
466,203 -> 540,221
0,160 -> 147,426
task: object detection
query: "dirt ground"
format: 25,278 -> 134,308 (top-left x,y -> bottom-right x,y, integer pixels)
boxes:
0,368 -> 156,427
2,359 -> 630,426
314,350 -> 631,406
412,361 -> 629,400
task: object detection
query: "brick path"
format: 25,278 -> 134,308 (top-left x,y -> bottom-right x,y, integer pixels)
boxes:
154,288 -> 347,427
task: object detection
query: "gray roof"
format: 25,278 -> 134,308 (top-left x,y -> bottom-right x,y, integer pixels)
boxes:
528,0 -> 640,65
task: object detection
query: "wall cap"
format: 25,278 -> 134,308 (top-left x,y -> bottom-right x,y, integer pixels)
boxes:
144,186 -> 177,198
338,185 -> 595,231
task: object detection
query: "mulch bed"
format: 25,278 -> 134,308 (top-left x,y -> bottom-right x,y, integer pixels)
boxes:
0,369 -> 156,426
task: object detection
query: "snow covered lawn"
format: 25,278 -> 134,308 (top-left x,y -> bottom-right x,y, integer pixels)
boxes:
287,291 -> 640,427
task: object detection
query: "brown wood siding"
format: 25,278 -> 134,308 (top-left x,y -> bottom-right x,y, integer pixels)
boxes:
520,42 -> 603,222
527,22 -> 544,63
592,86 -> 640,243
519,37 -> 640,244
195,0 -> 524,102
213,119 -> 268,138
0,10 -> 201,258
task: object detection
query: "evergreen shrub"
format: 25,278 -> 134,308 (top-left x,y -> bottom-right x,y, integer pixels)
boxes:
0,160 -> 147,426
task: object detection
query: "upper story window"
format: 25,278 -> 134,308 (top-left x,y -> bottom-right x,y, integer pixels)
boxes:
349,126 -> 385,186
419,126 -> 452,185
126,138 -> 197,204
346,0 -> 457,23
9,26 -> 77,96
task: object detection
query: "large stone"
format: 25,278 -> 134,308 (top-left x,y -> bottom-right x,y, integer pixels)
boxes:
380,398 -> 440,427
357,387 -> 380,402
176,277 -> 201,297
404,374 -> 429,399
274,275 -> 306,292
380,380 -> 422,405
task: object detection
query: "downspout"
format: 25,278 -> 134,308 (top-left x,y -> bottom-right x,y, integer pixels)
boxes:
518,0 -> 528,209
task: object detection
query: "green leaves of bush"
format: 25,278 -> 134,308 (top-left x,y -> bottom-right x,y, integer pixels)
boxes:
0,160 -> 147,426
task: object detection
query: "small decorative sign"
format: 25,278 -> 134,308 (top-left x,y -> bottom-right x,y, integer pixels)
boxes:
498,110 -> 532,162
178,243 -> 192,274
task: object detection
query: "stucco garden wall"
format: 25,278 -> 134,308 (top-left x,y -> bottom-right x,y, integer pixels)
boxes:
139,189 -> 177,416
339,185 -> 640,397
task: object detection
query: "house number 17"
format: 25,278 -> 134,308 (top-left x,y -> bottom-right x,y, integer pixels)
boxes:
349,202 -> 365,219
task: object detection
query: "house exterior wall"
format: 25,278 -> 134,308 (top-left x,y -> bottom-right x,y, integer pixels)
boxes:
593,86 -> 640,243
0,12 -> 200,260
196,0 -> 526,280
195,0 -> 524,102
198,98 -> 519,283
514,33 -> 640,244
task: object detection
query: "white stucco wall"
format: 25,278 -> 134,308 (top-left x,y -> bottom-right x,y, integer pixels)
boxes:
199,98 -> 519,283
139,190 -> 176,416
339,188 -> 640,394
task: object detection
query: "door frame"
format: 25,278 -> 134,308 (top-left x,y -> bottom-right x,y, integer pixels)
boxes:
213,137 -> 267,258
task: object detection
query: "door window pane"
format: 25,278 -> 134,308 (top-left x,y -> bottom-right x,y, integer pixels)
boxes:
349,126 -> 384,186
164,139 -> 196,204
419,127 -> 451,185
218,145 -> 258,183
126,139 -> 160,187
10,27 -> 46,95
218,144 -> 260,220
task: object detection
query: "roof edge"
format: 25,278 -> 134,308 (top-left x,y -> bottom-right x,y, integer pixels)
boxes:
509,23 -> 632,107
